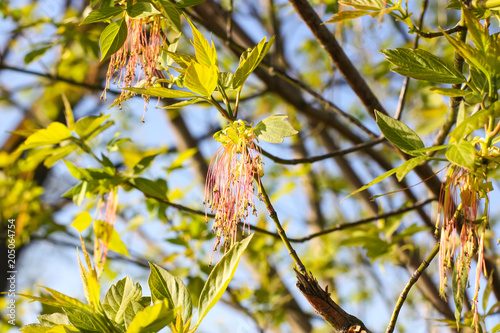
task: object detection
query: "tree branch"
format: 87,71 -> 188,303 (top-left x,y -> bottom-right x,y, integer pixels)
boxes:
261,138 -> 385,165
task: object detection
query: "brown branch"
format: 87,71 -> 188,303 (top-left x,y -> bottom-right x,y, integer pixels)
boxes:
262,138 -> 384,165
413,24 -> 467,39
287,0 -> 387,117
295,270 -> 371,333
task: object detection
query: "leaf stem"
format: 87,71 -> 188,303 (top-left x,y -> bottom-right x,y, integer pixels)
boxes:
385,242 -> 440,333
256,176 -> 306,274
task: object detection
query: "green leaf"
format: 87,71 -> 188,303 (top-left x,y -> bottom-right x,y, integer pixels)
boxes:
380,48 -> 466,84
99,18 -> 128,61
395,155 -> 428,182
71,212 -> 92,232
342,168 -> 397,202
339,0 -> 384,10
130,177 -> 168,201
102,277 -> 143,325
375,110 -> 425,155
124,300 -> 146,328
429,87 -> 471,97
133,154 -> 158,175
325,10 -> 371,23
253,115 -> 299,143
65,308 -> 103,333
446,141 -> 476,170
38,313 -> 71,326
74,114 -> 111,141
148,263 -> 193,323
194,235 -> 253,329
219,72 -> 234,89
164,51 -> 196,69
463,8 -> 489,55
233,37 -> 274,89
441,29 -> 490,78
125,301 -> 177,333
124,86 -> 198,99
189,20 -> 217,67
24,46 -> 52,65
406,145 -> 450,155
44,144 -> 79,168
449,101 -> 500,142
184,62 -> 218,96
21,122 -> 72,150
81,6 -> 124,25
109,228 -> 130,257
174,0 -> 206,8
127,2 -> 160,18
159,98 -> 206,109
153,0 -> 181,32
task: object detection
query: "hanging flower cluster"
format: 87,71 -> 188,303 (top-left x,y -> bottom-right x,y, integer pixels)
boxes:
437,159 -> 491,326
102,16 -> 164,103
204,120 -> 264,260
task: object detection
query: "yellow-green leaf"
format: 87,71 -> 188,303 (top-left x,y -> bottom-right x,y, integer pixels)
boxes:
253,115 -> 299,143
21,122 -> 72,150
71,212 -> 92,232
126,301 -> 177,333
184,62 -> 218,96
99,18 -> 128,60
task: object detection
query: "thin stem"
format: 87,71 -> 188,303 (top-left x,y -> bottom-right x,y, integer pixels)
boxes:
385,242 -> 440,333
288,198 -> 437,243
413,24 -> 466,39
394,0 -> 429,120
256,176 -> 306,273
261,137 -> 385,165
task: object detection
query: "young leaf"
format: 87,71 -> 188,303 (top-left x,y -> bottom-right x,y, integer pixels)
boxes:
127,2 -> 160,18
124,86 -> 198,99
194,235 -> 253,329
81,6 -> 124,25
463,8 -> 489,55
109,228 -> 130,257
175,0 -> 206,8
253,115 -> 299,143
339,0 -> 384,10
325,10 -> 371,24
406,145 -> 450,155
102,277 -> 143,325
99,18 -> 128,61
445,141 -> 476,170
449,101 -> 500,142
158,98 -> 206,109
66,308 -> 105,333
396,155 -> 428,182
441,29 -> 490,78
380,48 -> 466,84
375,110 -> 425,155
21,122 -> 72,150
130,177 -> 168,201
74,114 -> 112,141
233,37 -> 274,89
125,301 -> 177,333
71,212 -> 92,232
148,263 -> 193,323
132,154 -> 158,175
24,46 -> 51,65
184,62 -> 218,96
153,0 -> 181,32
188,20 -> 217,67
342,167 -> 397,203
429,87 -> 471,97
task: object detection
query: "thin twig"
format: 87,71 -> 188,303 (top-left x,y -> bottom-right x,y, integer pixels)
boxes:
256,177 -> 306,273
385,242 -> 440,333
413,24 -> 466,39
0,63 -> 116,93
261,137 -> 385,165
247,198 -> 437,243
